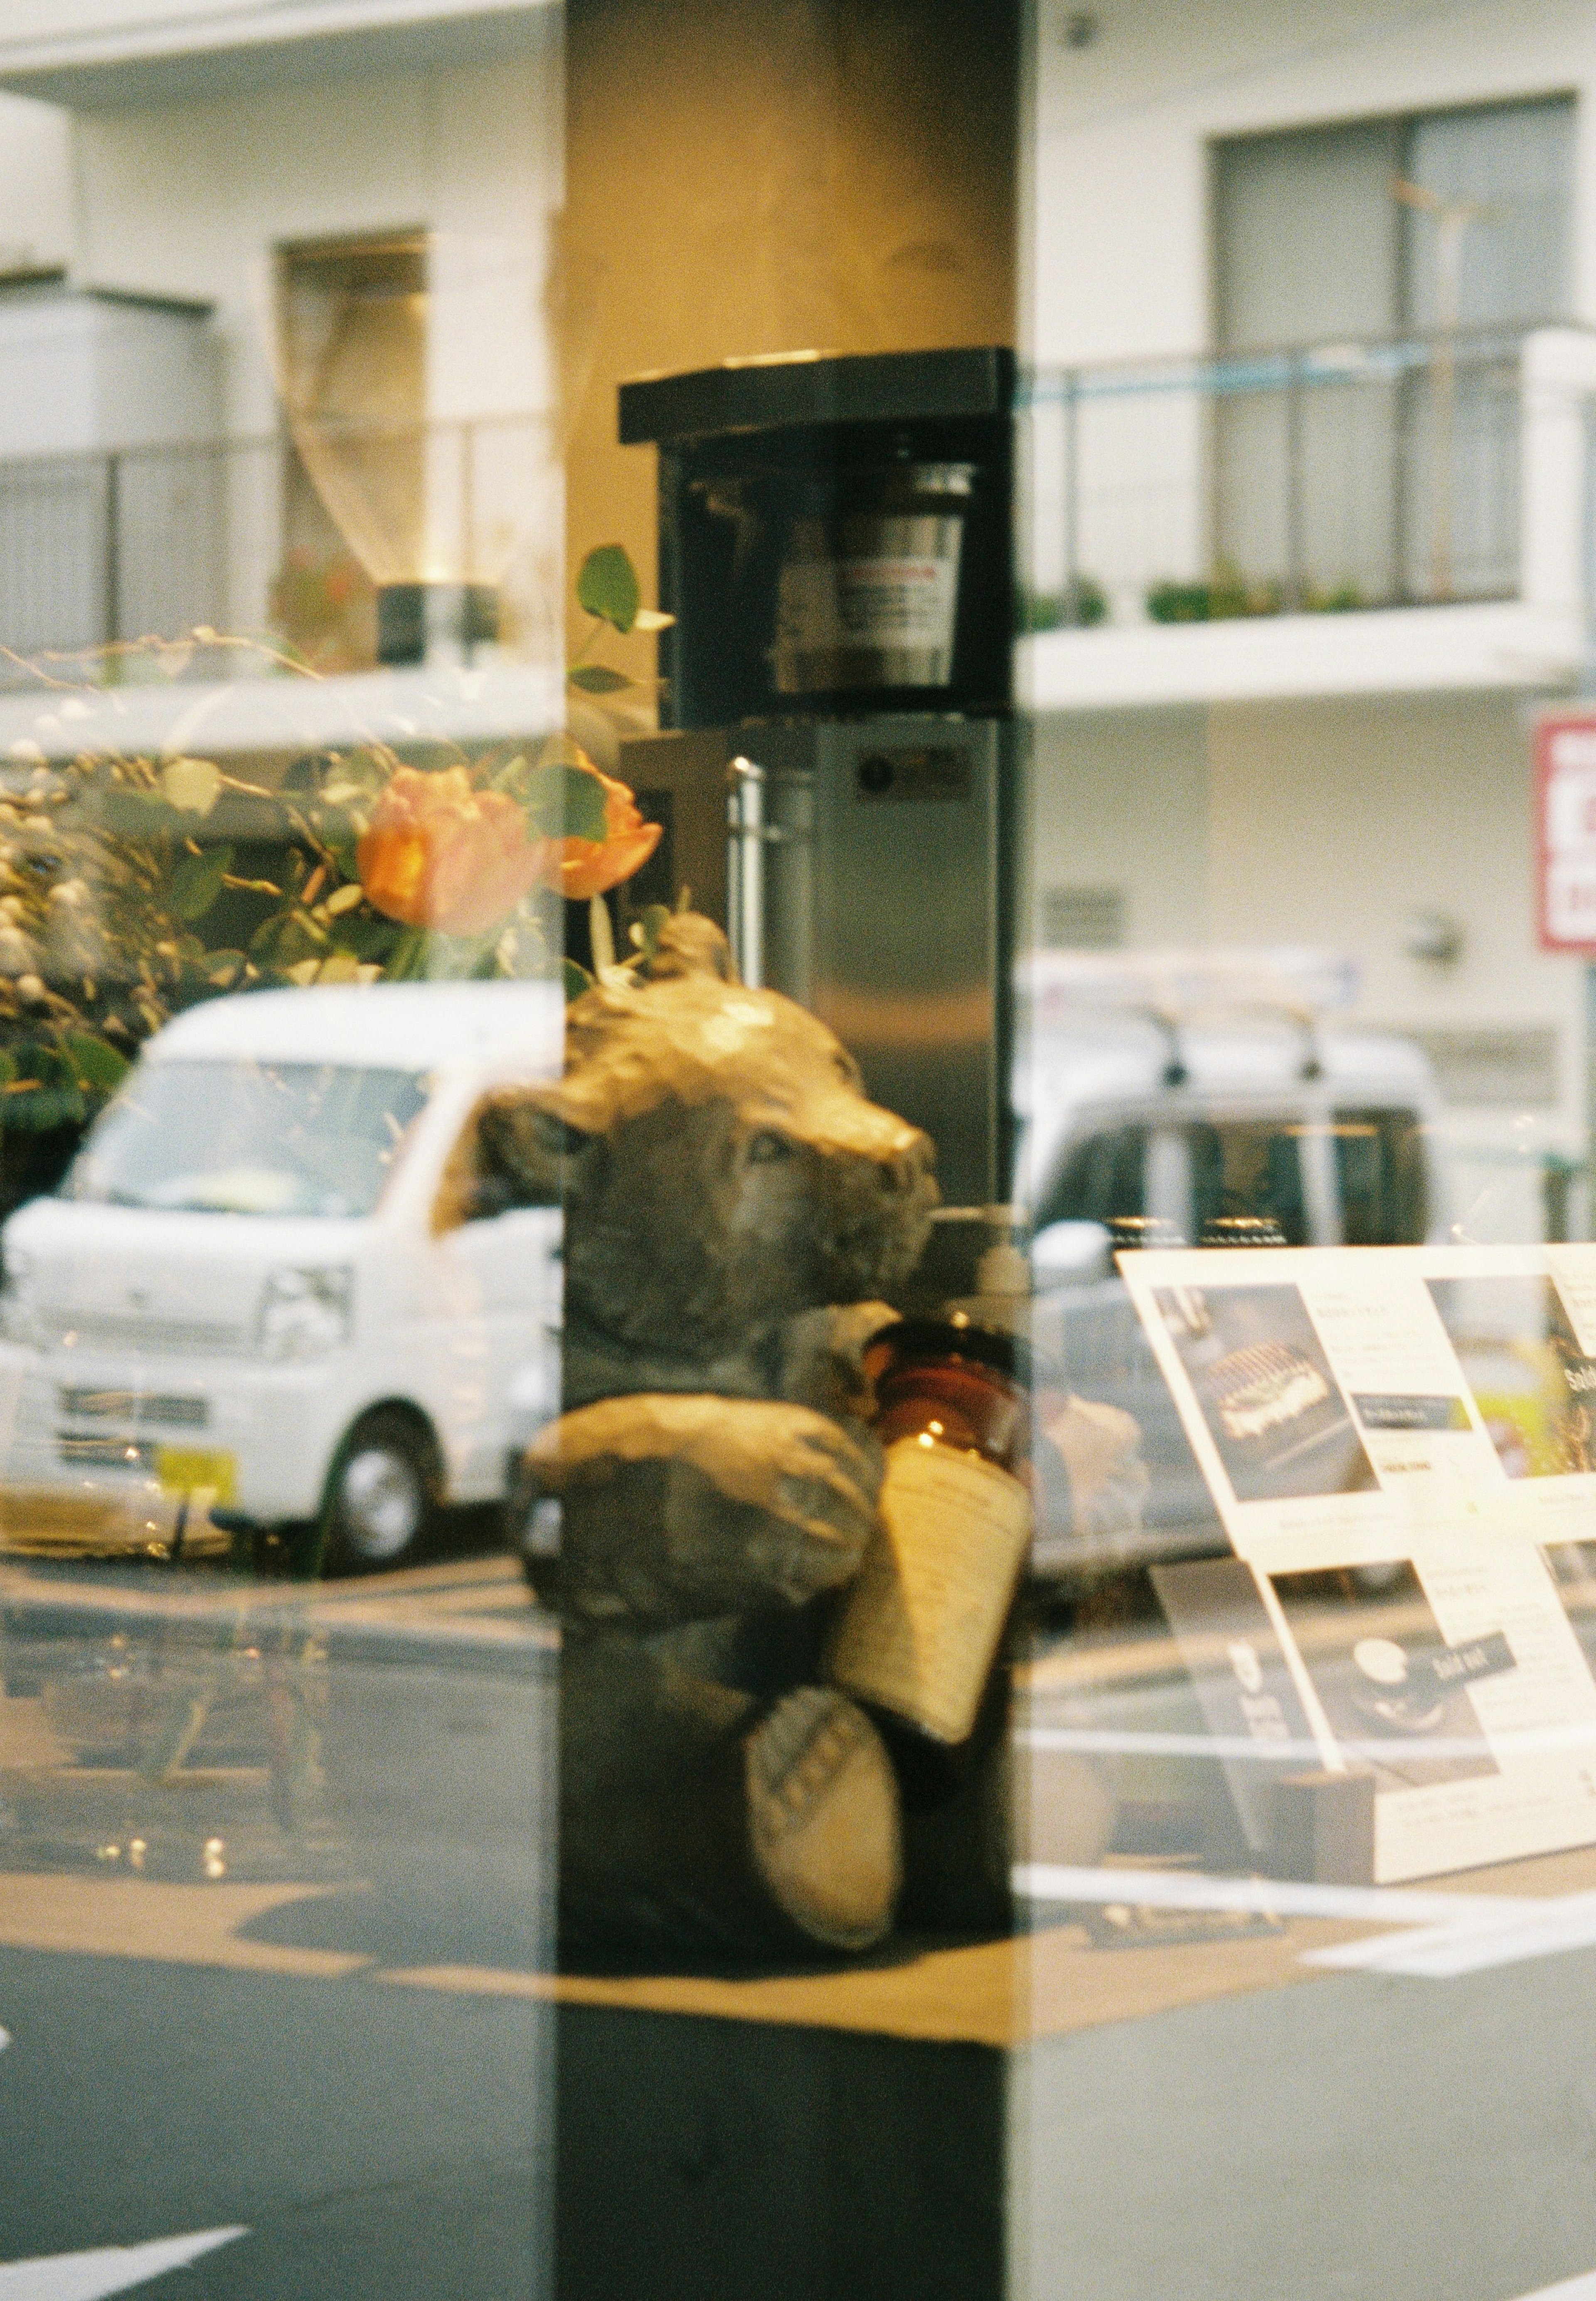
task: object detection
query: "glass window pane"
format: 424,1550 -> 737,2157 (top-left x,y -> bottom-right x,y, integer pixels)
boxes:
64,1059 -> 429,1217
1404,96 -> 1575,330
1036,1121 -> 1147,1229
1333,1104 -> 1431,1244
1187,1118 -> 1310,1244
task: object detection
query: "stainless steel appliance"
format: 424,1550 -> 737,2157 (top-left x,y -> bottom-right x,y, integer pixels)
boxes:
619,347 -> 1019,1212
726,716 -> 1015,1210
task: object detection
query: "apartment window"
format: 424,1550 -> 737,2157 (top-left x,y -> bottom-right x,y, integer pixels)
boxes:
1215,98 -> 1573,350
1211,96 -> 1574,605
274,232 -> 428,669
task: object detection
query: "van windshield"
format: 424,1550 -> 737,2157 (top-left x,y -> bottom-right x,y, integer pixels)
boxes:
62,1059 -> 431,1218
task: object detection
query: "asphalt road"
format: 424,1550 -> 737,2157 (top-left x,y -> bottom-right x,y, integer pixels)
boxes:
6,1550 -> 1596,2301
0,1550 -> 559,2300
0,1940 -> 553,2299
0,1543 -> 1106,2301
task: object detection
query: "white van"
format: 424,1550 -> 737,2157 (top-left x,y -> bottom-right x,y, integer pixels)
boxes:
0,981 -> 564,1571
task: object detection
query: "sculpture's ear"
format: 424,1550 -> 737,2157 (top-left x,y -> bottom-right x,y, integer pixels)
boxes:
637,912 -> 737,983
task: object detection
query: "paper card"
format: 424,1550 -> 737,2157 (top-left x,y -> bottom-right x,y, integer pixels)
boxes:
1119,1245 -> 1596,1567
1149,1555 -> 1322,1853
825,1436 -> 1032,1744
1127,1245 -> 1596,1880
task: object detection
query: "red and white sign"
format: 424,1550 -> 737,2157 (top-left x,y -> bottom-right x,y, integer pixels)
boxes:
1537,713 -> 1596,953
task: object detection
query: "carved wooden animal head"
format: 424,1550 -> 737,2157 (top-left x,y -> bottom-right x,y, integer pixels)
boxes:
486,916 -> 938,1357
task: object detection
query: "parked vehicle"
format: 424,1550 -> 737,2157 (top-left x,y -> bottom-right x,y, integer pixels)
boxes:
1015,950 -> 1448,1569
0,981 -> 563,1572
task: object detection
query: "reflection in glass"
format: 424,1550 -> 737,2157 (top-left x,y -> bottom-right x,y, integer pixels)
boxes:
64,1059 -> 428,1219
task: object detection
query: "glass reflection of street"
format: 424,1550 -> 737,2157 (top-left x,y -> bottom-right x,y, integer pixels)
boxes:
0,1543 -> 555,2298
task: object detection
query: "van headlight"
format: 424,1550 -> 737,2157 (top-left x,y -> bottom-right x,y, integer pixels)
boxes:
0,1244 -> 35,1344
258,1267 -> 352,1361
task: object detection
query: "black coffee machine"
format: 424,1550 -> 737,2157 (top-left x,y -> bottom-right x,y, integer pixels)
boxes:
619,345 -> 1020,1218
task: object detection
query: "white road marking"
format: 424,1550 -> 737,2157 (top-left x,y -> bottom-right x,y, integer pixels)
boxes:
1303,1892 -> 1596,1978
1017,1864 -> 1596,1980
1015,1862 -> 1522,1928
0,2227 -> 246,2300
0,2026 -> 9,2052
1510,2274 -> 1596,2299
1020,1722 -> 1596,1763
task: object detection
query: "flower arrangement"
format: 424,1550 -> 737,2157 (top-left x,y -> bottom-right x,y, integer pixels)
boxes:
0,542 -> 672,1210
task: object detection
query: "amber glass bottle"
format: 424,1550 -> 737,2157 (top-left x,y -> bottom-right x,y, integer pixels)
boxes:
869,1316 -> 1029,1470
827,1318 -> 1033,1746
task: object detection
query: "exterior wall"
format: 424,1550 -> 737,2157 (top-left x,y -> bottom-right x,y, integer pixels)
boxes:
1023,3 -> 1596,1235
0,0 -> 529,45
0,289 -> 219,456
0,94 -> 71,274
70,38 -> 561,437
1030,690 -> 1584,1230
563,0 -> 1019,678
1023,705 -> 1213,951
1022,6 -> 1596,621
54,33 -> 562,655
0,0 -> 546,84
1027,0 -> 1596,366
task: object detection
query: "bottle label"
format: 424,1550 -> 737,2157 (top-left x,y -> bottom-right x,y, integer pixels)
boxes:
773,545 -> 961,690
778,555 -> 959,647
825,1436 -> 1032,1744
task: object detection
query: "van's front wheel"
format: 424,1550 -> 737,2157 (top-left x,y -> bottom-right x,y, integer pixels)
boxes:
321,1409 -> 441,1574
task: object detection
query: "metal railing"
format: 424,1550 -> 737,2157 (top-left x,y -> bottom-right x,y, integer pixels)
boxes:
1024,325 -> 1539,629
0,414 -> 557,685
0,350 -> 1561,675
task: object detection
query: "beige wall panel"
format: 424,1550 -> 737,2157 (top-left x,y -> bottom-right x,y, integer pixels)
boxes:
1027,706 -> 1212,951
562,0 -> 1018,678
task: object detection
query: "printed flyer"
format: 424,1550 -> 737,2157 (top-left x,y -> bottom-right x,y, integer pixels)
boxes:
1123,1244 -> 1596,1882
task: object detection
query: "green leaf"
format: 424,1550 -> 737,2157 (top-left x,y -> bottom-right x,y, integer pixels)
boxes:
318,821 -> 362,878
567,665 -> 631,695
4,1081 -> 84,1131
562,958 -> 594,1003
335,915 -> 402,963
518,764 -> 609,844
384,925 -> 429,981
169,845 -> 233,923
274,910 -> 328,964
576,544 -> 641,636
63,1032 -> 129,1093
23,1047 -> 71,1089
533,732 -> 590,771
639,902 -> 670,958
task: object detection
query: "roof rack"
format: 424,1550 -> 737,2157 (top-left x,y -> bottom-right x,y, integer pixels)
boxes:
1017,946 -> 1358,1026
1017,946 -> 1358,1085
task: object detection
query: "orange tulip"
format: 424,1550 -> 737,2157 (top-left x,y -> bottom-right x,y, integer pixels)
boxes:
357,765 -> 556,937
546,770 -> 663,901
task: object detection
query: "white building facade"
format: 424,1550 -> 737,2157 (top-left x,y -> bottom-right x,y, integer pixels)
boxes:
0,0 -> 563,679
1022,0 -> 1596,1233
1,0 -> 1594,1221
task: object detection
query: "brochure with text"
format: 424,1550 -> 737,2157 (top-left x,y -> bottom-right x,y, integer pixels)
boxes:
1123,1244 -> 1596,1882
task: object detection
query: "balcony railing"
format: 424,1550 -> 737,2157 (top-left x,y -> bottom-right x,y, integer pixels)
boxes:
0,414 -> 557,687
1024,325 -> 1562,631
